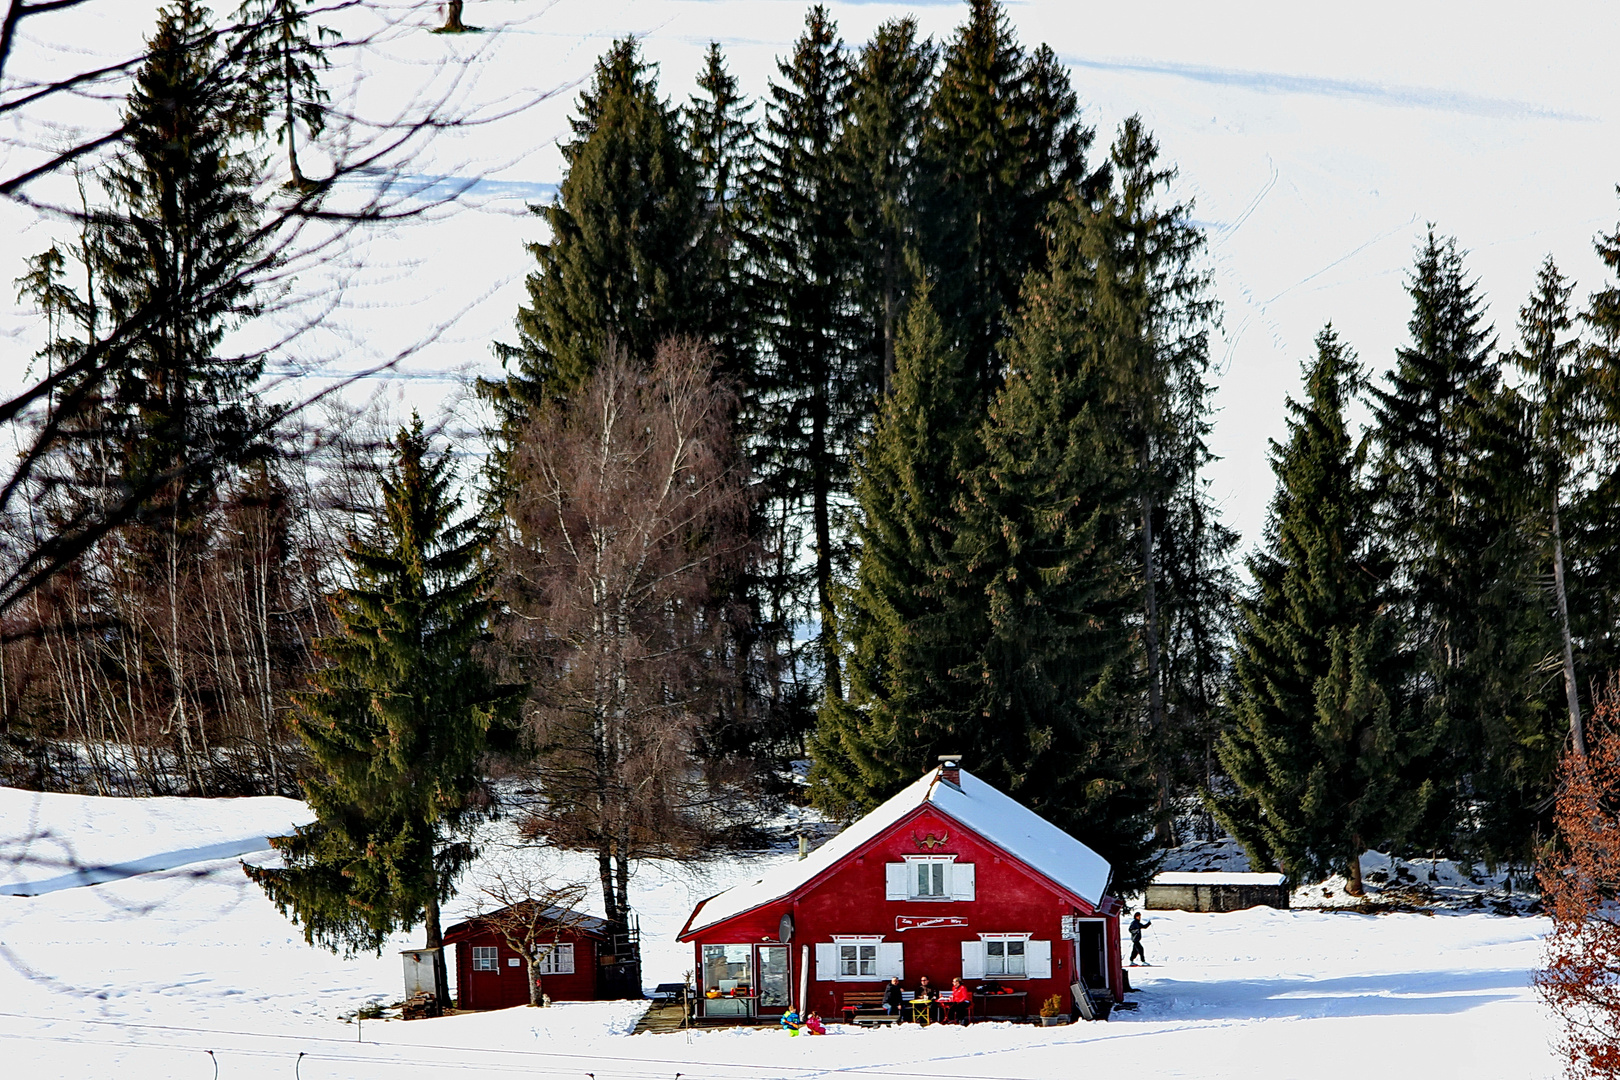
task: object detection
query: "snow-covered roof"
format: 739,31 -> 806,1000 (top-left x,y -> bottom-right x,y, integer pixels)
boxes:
682,767 -> 1113,936
443,903 -> 608,943
1150,872 -> 1288,887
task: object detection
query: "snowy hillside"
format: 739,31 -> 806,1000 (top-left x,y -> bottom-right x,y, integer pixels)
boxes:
3,1 -> 1618,546
0,787 -> 1558,1079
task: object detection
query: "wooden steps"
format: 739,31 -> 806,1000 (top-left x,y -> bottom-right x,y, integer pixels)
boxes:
633,1003 -> 689,1035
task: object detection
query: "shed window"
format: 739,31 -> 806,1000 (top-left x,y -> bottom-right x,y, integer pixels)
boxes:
538,943 -> 575,975
472,946 -> 499,972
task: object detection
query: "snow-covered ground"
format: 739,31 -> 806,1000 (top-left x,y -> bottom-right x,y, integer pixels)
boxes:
0,787 -> 1558,1079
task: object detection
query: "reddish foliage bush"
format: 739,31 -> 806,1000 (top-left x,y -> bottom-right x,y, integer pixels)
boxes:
1538,698 -> 1620,1080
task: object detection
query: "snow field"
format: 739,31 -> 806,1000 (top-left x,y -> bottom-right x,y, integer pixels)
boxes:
0,788 -> 1559,1079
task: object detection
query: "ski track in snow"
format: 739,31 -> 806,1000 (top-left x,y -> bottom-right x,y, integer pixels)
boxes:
0,837 -> 275,896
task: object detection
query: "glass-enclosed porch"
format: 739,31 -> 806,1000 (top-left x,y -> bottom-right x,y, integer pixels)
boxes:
698,943 -> 792,1018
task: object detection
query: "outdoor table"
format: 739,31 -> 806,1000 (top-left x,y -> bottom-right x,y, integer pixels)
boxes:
971,990 -> 1027,1021
910,998 -> 938,1025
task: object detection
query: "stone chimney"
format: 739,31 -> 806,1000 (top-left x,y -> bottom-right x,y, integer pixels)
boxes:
937,755 -> 962,788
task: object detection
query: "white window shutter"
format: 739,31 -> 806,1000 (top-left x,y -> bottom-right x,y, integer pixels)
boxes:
885,863 -> 908,900
815,943 -> 837,981
877,942 -> 905,981
951,863 -> 976,900
960,940 -> 985,979
1027,939 -> 1052,979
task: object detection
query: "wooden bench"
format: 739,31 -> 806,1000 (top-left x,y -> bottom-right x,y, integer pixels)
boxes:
839,990 -> 908,1025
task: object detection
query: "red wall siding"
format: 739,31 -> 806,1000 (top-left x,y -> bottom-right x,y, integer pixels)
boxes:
453,928 -> 600,1010
686,806 -> 1124,1018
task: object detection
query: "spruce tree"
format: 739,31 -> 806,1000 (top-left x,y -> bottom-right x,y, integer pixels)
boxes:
1213,329 -> 1428,893
234,0 -> 333,188
484,38 -> 714,478
1084,117 -> 1229,842
809,288 -> 982,814
921,0 -> 1091,400
1370,231 -> 1554,864
247,420 -> 519,1005
956,186 -> 1157,890
96,0 -> 268,548
1576,197 -> 1620,710
841,18 -> 937,397
685,42 -> 757,378
1507,256 -> 1589,754
752,6 -> 858,701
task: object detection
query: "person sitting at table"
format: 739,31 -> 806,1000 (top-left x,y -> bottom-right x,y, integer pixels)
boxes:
882,975 -> 906,1020
944,977 -> 972,1024
912,975 -> 939,1023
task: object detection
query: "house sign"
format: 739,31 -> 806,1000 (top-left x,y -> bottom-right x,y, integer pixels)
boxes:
895,915 -> 969,932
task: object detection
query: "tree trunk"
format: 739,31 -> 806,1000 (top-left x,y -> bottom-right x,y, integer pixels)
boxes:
1139,480 -> 1170,845
527,956 -> 544,1006
1551,502 -> 1584,757
1344,846 -> 1365,898
425,879 -> 450,1009
441,0 -> 466,32
812,388 -> 841,702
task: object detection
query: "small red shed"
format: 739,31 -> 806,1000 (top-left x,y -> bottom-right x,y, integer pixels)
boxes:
443,905 -> 608,1010
677,759 -> 1125,1023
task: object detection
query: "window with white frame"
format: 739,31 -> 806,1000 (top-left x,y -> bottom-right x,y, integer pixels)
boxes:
817,937 -> 903,982
911,856 -> 951,898
886,857 -> 974,901
537,943 -> 575,975
472,946 -> 499,971
840,942 -> 878,977
983,935 -> 1027,977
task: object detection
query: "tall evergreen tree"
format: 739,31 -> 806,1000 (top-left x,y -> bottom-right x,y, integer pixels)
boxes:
1083,117 -> 1229,842
957,185 -> 1156,889
685,42 -> 757,378
752,6 -> 858,701
234,0 -> 333,188
810,287 -> 982,813
1213,329 -> 1429,894
921,0 -> 1091,400
96,0 -> 269,548
841,18 -> 937,397
247,420 -> 519,1006
1507,256 -> 1589,755
1371,231 -> 1554,864
1575,197 -> 1620,711
484,38 -> 714,482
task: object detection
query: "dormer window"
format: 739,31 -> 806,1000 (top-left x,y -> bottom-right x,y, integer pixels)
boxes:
885,856 -> 976,901
912,856 -> 951,898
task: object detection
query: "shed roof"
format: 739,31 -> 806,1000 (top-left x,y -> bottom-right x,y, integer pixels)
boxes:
681,766 -> 1113,937
443,903 -> 607,945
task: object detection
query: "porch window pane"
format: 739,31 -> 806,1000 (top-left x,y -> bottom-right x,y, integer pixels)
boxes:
702,944 -> 753,995
759,946 -> 790,1006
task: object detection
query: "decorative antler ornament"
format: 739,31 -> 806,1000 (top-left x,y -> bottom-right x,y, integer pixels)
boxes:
912,831 -> 950,850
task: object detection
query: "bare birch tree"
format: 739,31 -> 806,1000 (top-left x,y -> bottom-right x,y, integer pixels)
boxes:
499,339 -> 754,937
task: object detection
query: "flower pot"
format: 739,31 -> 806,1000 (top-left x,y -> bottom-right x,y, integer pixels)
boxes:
1039,1015 -> 1066,1027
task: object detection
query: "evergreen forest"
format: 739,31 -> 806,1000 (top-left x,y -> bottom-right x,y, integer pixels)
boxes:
6,0 -> 1620,956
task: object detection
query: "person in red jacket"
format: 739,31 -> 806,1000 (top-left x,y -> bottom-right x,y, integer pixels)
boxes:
945,977 -> 972,1024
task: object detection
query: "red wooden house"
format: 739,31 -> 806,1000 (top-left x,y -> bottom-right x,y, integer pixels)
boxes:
443,906 -> 608,1010
677,758 -> 1125,1023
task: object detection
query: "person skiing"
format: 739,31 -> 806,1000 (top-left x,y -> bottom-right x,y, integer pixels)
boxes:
1128,911 -> 1153,966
